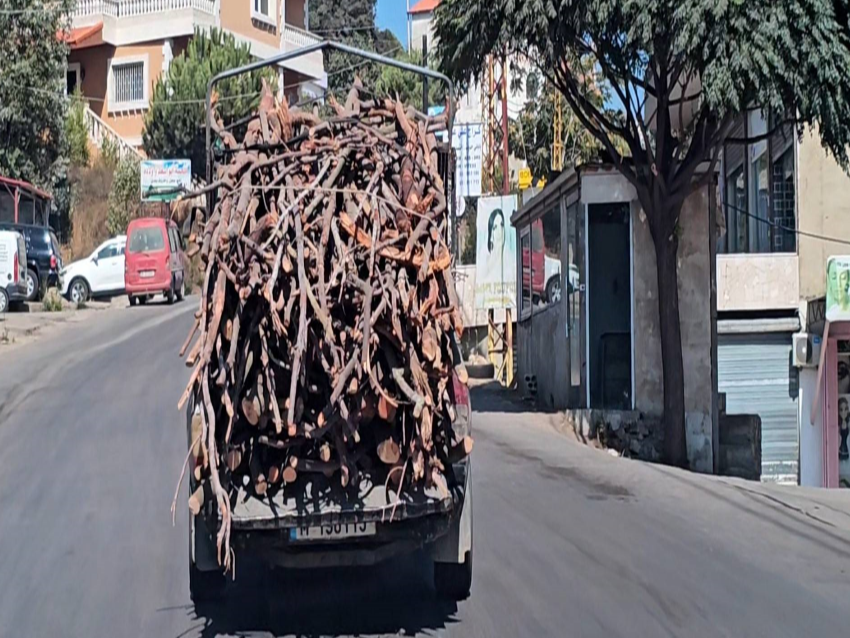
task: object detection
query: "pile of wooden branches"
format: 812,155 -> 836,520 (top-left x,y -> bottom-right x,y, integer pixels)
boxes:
177,82 -> 472,571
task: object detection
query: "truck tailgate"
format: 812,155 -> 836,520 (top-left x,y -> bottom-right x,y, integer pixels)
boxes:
230,473 -> 462,531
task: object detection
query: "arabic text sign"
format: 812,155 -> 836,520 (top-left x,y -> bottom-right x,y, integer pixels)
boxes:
452,123 -> 482,201
141,160 -> 192,202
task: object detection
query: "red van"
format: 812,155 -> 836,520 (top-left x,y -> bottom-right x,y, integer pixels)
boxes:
124,217 -> 186,306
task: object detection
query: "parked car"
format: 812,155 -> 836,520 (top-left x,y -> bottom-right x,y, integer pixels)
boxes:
125,218 -> 186,306
60,235 -> 127,304
0,223 -> 62,301
0,230 -> 27,313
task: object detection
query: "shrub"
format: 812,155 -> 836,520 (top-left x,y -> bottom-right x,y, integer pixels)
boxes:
106,157 -> 141,236
42,288 -> 64,312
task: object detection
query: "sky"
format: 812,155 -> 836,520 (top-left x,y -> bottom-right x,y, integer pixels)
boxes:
376,0 -> 410,49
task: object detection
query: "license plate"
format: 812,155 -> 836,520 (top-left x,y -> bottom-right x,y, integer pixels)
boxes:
140,270 -> 155,279
290,522 -> 376,542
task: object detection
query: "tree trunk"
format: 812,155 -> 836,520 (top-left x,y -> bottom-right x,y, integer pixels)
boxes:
654,231 -> 688,468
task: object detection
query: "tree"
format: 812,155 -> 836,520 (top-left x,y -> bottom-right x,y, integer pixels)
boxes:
143,29 -> 277,178
67,91 -> 91,169
0,0 -> 74,194
107,157 -> 141,236
309,0 -> 403,96
435,0 -> 850,467
374,51 -> 446,108
510,72 -> 602,182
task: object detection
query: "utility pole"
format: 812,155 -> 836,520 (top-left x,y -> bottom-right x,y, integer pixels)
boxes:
422,35 -> 429,113
552,92 -> 564,172
406,0 -> 411,54
481,51 -> 513,387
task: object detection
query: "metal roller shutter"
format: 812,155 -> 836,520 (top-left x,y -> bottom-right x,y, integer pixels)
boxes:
719,333 -> 798,484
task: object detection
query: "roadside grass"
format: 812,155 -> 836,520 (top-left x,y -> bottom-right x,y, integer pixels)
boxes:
42,289 -> 64,313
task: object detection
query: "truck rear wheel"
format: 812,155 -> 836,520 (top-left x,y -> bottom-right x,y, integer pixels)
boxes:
434,550 -> 472,600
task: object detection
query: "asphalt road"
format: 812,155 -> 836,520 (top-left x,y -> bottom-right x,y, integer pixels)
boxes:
1,301 -> 850,638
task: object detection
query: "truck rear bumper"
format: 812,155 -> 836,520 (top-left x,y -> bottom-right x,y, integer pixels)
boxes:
234,512 -> 455,568
193,462 -> 469,570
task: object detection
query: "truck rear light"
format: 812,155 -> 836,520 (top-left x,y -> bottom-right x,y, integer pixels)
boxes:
452,371 -> 470,407
50,254 -> 57,270
13,253 -> 18,284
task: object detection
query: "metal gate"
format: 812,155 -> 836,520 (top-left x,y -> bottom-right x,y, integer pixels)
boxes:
718,332 -> 799,484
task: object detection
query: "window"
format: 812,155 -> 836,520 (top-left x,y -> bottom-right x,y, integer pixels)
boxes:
167,228 -> 177,253
520,230 -> 532,316
772,147 -> 796,252
252,0 -> 276,26
97,244 -> 120,260
720,109 -> 797,255
534,206 -> 563,312
109,58 -> 147,110
128,226 -> 165,253
66,63 -> 81,96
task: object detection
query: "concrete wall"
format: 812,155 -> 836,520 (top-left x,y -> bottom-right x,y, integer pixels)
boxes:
410,14 -> 435,52
632,186 -> 714,472
221,0 -> 281,49
516,303 -> 570,409
799,366 -> 823,487
284,0 -> 306,29
717,254 -> 799,311
798,128 -> 850,299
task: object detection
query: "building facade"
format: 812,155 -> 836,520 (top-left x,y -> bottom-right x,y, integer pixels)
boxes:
718,111 -> 850,487
66,0 -> 326,153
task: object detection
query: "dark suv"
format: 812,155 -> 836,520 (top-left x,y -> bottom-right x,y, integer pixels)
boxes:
0,223 -> 62,301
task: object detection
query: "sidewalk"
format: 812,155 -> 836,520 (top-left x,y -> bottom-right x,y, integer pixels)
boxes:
0,296 -> 128,353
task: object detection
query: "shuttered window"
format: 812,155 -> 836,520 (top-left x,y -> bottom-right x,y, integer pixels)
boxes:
112,61 -> 144,105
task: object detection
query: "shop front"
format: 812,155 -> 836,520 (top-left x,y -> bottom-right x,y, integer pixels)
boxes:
806,256 -> 850,488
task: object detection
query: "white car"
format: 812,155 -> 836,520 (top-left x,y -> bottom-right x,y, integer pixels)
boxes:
61,235 -> 127,303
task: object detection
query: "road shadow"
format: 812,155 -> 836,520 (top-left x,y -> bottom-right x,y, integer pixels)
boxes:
190,551 -> 460,637
470,380 -> 553,416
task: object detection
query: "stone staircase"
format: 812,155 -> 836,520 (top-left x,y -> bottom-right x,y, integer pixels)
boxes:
84,107 -> 144,161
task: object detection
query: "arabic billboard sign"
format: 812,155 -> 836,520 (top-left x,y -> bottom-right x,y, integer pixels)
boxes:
140,160 -> 192,202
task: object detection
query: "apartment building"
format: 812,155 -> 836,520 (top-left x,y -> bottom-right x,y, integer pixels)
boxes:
65,0 -> 326,153
718,111 -> 850,488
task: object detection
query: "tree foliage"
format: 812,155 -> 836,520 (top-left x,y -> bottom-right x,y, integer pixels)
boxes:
143,28 -> 277,178
67,92 -> 91,169
435,0 -> 850,466
107,158 -> 141,236
510,72 -> 602,182
374,51 -> 446,108
309,0 -> 403,96
0,0 -> 74,196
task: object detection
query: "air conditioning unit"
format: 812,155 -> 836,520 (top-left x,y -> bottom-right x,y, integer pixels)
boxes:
793,333 -> 821,368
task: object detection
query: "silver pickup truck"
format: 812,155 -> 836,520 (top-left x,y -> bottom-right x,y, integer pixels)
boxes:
186,372 -> 473,601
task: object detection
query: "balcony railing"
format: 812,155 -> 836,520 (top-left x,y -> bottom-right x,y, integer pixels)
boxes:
283,24 -> 324,49
73,0 -> 215,18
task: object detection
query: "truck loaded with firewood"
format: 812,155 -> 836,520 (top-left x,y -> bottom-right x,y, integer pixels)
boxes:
176,44 -> 473,601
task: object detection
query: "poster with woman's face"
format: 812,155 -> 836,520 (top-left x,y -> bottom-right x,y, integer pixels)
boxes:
475,195 -> 517,310
837,352 -> 850,488
826,257 -> 850,321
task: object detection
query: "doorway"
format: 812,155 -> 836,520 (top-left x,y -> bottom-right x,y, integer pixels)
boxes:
587,203 -> 632,409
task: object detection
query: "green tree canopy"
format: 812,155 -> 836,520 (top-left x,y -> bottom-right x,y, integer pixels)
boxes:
510,72 -> 604,182
0,0 -> 74,192
435,0 -> 850,466
373,51 -> 446,108
143,28 -> 277,178
309,0 -> 404,96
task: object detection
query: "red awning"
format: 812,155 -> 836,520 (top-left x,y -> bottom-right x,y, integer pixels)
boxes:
58,22 -> 104,50
409,0 -> 440,14
0,176 -> 51,201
